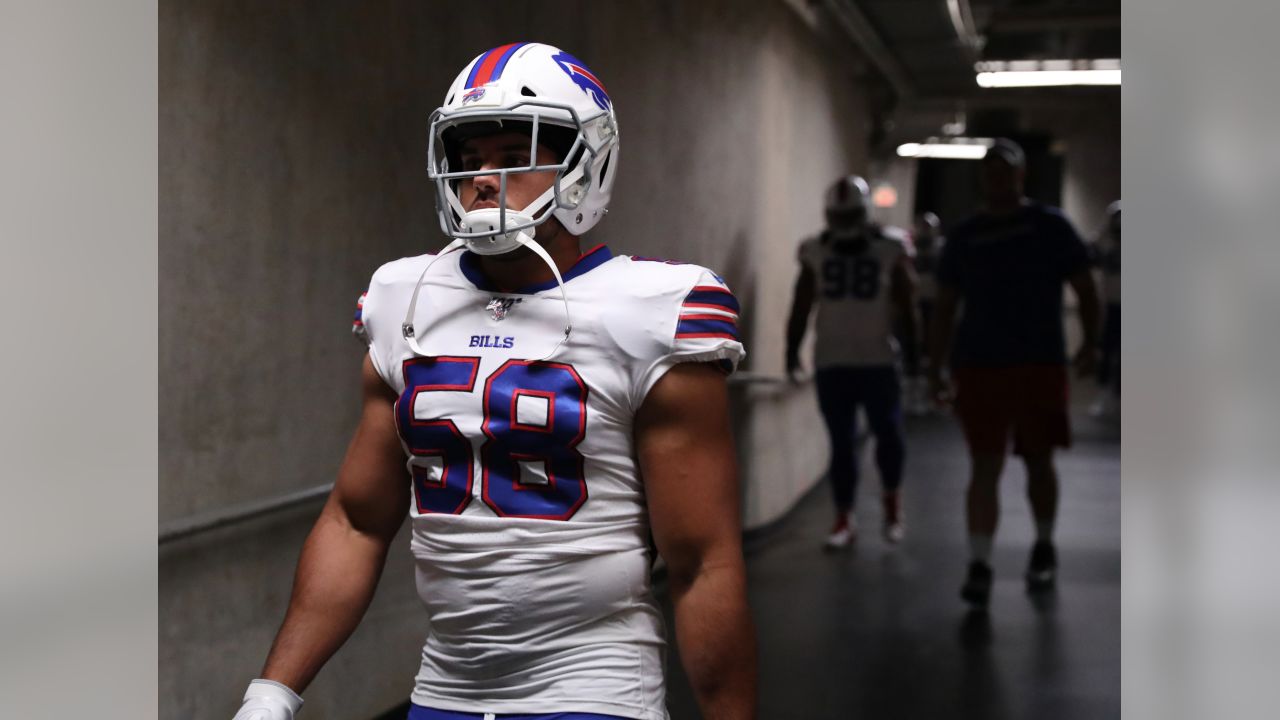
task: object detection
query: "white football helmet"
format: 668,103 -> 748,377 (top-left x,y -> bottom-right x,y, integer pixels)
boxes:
427,41 -> 619,253
404,43 -> 619,360
825,174 -> 871,237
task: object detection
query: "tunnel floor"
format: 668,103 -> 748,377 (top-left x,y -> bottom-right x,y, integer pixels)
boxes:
660,392 -> 1121,720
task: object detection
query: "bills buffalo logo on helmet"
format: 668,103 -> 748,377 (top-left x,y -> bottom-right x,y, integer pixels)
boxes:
462,87 -> 487,104
551,50 -> 610,111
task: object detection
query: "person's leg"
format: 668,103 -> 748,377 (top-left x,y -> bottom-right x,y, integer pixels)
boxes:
1022,449 -> 1060,589
967,452 -> 1006,558
860,366 -> 907,540
953,367 -> 1013,607
1023,451 -> 1059,542
1012,365 -> 1072,589
953,368 -> 1011,557
957,452 -> 1004,607
816,368 -> 859,546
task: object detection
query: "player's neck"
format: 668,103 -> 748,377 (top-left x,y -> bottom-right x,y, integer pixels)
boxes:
476,228 -> 582,293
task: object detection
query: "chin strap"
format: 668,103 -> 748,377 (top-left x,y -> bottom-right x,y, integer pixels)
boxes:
401,236 -> 573,362
513,233 -> 573,362
402,237 -> 467,357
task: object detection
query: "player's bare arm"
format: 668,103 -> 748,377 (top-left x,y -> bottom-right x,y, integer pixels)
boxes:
785,263 -> 816,379
1067,268 -> 1102,377
927,284 -> 960,404
636,362 -> 758,720
256,355 -> 409,693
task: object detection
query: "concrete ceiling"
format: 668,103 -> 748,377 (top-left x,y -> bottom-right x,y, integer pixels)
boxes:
804,0 -> 1120,144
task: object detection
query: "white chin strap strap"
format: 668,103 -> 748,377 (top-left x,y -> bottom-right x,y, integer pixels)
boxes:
402,162 -> 591,360
401,235 -> 574,363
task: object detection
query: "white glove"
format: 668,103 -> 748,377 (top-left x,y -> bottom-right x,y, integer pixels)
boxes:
232,679 -> 304,720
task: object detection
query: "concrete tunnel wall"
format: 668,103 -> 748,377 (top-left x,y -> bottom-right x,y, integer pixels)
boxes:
160,1 -> 875,717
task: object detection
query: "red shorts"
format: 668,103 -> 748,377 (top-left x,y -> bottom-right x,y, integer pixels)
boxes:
953,365 -> 1071,456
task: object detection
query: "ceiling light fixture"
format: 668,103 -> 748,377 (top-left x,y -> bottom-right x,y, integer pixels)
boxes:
975,59 -> 1121,87
896,138 -> 994,160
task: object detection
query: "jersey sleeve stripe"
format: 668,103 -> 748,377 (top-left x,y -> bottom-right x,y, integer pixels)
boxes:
675,317 -> 739,340
680,304 -> 737,318
682,287 -> 740,313
352,290 -> 370,344
679,312 -> 737,324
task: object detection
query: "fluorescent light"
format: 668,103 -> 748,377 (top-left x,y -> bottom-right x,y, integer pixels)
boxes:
897,139 -> 993,160
974,58 -> 1121,87
977,69 -> 1121,87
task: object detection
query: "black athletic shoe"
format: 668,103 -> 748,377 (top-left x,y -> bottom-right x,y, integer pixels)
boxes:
1025,540 -> 1057,591
960,561 -> 993,608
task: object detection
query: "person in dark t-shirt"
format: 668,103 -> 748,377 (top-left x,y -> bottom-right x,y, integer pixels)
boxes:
927,139 -> 1101,608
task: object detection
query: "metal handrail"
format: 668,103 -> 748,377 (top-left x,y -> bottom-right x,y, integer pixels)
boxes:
158,370 -> 802,544
159,483 -> 333,545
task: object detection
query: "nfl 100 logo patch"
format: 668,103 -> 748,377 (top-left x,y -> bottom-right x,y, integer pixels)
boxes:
486,296 -> 521,321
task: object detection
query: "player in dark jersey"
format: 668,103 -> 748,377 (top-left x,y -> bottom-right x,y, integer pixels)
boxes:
928,139 -> 1101,608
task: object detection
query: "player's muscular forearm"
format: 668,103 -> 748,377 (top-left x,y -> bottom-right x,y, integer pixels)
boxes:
258,357 -> 409,692
637,363 -> 758,719
259,502 -> 397,691
668,554 -> 757,719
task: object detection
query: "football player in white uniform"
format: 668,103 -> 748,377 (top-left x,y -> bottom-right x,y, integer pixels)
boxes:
904,212 -> 944,415
786,175 -> 919,549
232,43 -> 756,720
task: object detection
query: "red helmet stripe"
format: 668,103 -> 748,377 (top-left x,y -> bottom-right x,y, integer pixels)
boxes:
469,43 -> 520,88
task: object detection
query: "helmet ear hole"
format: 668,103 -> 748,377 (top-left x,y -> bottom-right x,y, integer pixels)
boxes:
598,151 -> 613,187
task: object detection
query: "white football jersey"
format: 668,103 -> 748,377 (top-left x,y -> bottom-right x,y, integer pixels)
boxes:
798,227 -> 911,368
357,244 -> 744,720
913,237 -> 944,302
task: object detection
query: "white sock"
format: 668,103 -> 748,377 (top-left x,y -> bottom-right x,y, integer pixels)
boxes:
1035,519 -> 1054,543
969,534 -> 993,563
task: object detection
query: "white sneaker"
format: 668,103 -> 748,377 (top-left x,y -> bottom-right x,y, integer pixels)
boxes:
882,492 -> 905,544
824,514 -> 856,550
883,521 -> 906,544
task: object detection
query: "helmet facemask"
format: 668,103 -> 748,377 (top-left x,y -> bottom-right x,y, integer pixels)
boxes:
427,99 -> 611,256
